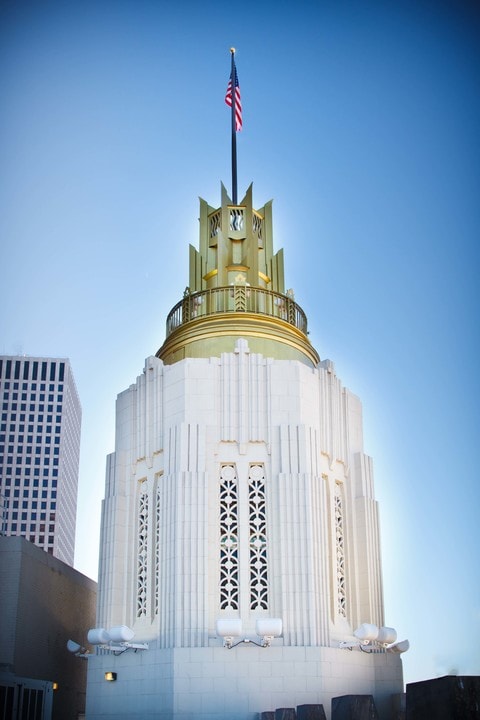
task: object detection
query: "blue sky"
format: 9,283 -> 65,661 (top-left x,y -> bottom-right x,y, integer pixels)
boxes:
1,0 -> 479,688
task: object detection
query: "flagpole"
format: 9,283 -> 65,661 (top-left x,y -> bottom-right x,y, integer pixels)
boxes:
230,47 -> 238,204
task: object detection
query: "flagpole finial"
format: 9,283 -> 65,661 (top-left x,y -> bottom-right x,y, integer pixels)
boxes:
230,47 -> 236,54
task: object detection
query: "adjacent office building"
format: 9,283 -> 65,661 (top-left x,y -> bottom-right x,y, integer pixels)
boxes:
0,535 -> 97,720
0,356 -> 81,566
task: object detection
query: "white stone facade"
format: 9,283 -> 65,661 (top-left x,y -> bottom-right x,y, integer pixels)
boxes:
87,340 -> 402,719
87,645 -> 402,720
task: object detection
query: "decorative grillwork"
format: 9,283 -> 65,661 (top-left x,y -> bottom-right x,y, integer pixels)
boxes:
252,212 -> 263,240
166,286 -> 308,337
154,488 -> 160,615
209,210 -> 221,238
230,208 -> 244,231
137,490 -> 149,617
287,297 -> 296,325
248,464 -> 269,610
210,207 -> 263,237
334,485 -> 347,617
233,284 -> 247,312
181,287 -> 191,324
219,465 -> 240,610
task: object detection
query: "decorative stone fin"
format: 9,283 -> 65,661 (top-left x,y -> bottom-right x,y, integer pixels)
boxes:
353,452 -> 375,499
220,340 -> 271,449
276,471 -> 320,646
156,471 -> 209,648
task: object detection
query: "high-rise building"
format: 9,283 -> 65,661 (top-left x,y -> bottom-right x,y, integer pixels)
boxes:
86,185 -> 407,719
0,356 -> 81,566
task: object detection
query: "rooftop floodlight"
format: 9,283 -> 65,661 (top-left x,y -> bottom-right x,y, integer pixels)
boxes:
108,626 -> 135,643
216,618 -> 283,649
386,639 -> 410,654
87,628 -> 110,645
216,618 -> 242,648
67,640 -> 81,653
354,623 -> 379,644
340,622 -> 409,654
255,618 -> 283,647
86,626 -> 148,654
376,626 -> 397,646
66,639 -> 90,658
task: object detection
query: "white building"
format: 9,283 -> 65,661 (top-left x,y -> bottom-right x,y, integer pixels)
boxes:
86,185 -> 406,719
0,356 -> 81,566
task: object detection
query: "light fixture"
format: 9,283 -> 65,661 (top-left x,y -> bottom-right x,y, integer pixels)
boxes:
375,626 -> 398,646
216,618 -> 283,649
104,672 -> 117,682
86,628 -> 110,645
340,623 -> 409,654
386,639 -> 410,654
52,682 -> 59,691
216,618 -> 242,649
255,618 -> 283,647
87,625 -> 148,654
66,639 -> 90,658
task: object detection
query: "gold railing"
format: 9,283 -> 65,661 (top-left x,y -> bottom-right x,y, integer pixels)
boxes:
165,286 -> 308,337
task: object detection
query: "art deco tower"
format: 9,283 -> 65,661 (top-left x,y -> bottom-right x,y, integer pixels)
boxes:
86,184 -> 406,720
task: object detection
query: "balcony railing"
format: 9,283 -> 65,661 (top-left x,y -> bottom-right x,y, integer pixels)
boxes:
165,286 -> 308,337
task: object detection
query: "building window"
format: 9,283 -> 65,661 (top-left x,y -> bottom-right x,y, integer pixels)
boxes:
219,464 -> 239,611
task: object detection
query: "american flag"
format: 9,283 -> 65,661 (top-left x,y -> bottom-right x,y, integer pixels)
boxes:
225,63 -> 242,131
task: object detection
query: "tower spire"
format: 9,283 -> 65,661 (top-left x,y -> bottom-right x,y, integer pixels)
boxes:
156,185 -> 319,367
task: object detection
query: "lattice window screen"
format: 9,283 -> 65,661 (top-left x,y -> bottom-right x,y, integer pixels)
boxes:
248,464 -> 269,610
154,488 -> 160,616
137,490 -> 149,617
334,484 -> 347,618
219,464 -> 239,610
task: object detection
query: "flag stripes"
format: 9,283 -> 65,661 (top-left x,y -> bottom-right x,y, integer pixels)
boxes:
225,64 -> 242,131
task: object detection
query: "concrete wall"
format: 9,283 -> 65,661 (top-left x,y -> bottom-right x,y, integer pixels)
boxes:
0,535 -> 97,720
86,644 -> 403,720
